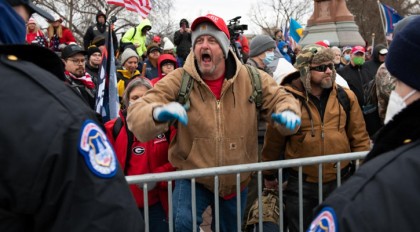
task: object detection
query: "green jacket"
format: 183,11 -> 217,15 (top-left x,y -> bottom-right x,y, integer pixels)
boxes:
121,19 -> 151,57
127,50 -> 301,197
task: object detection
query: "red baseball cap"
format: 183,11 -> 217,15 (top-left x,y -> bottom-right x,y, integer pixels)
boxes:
315,40 -> 330,48
191,14 -> 230,40
351,46 -> 365,55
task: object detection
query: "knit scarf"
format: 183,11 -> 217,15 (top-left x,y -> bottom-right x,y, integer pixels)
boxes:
65,71 -> 95,89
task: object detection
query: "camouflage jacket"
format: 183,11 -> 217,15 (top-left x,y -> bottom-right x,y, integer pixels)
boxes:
375,63 -> 396,124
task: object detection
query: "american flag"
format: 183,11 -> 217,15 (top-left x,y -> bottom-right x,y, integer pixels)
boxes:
95,23 -> 120,122
107,0 -> 152,18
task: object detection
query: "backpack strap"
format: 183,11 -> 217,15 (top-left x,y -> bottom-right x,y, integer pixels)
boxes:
130,27 -> 137,41
112,117 -> 133,175
336,85 -> 351,130
245,64 -> 263,109
177,69 -> 194,109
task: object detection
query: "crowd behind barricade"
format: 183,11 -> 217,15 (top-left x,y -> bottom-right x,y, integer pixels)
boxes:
3,0 -> 420,231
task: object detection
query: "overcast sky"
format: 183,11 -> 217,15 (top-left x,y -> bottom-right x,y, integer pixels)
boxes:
173,0 -> 259,33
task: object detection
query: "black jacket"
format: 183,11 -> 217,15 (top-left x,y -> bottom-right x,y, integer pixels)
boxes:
363,44 -> 387,80
309,100 -> 420,232
337,64 -> 370,108
83,22 -> 118,50
0,45 -> 144,232
173,20 -> 192,60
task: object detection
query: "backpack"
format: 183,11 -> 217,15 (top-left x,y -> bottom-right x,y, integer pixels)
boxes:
287,85 -> 351,130
112,116 -> 171,174
362,79 -> 382,136
119,27 -> 137,54
177,64 -> 262,109
362,79 -> 378,114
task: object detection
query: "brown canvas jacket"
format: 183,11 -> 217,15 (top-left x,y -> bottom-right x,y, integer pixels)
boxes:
127,49 -> 301,197
262,79 -> 370,183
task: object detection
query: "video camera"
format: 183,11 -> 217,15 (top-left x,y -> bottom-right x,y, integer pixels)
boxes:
227,16 -> 248,40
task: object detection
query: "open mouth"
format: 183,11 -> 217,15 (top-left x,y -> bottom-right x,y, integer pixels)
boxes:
201,53 -> 212,63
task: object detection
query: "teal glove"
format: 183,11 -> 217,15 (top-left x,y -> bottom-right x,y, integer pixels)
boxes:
153,102 -> 188,125
272,110 -> 301,131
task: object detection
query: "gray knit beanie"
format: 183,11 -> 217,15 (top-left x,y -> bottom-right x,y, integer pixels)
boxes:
120,48 -> 139,66
249,35 -> 276,57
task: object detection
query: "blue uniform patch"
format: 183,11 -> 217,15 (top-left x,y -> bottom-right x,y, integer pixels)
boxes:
78,120 -> 117,178
307,207 -> 338,232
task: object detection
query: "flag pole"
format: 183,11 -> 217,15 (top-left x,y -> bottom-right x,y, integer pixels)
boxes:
377,1 -> 388,45
371,33 -> 375,49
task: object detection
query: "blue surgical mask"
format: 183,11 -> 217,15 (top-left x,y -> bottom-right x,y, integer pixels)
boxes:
263,51 -> 275,65
344,54 -> 350,61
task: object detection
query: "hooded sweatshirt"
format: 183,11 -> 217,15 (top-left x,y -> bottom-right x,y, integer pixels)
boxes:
150,54 -> 178,86
121,19 -> 152,57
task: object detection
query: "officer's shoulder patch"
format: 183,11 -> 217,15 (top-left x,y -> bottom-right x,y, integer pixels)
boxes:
308,207 -> 337,232
78,120 -> 117,178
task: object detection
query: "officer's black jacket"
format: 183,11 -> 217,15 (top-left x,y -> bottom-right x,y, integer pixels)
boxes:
311,100 -> 420,231
0,45 -> 144,232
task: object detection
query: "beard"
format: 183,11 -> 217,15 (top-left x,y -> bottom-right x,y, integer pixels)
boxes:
320,76 -> 333,89
73,68 -> 85,77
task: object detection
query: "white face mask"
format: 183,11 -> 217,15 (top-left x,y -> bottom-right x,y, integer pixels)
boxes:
384,90 -> 417,124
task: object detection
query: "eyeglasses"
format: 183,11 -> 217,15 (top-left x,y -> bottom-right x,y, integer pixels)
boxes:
67,58 -> 86,65
162,63 -> 174,67
310,63 -> 334,72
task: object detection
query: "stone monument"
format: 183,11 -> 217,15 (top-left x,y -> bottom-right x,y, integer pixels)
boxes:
299,0 -> 365,47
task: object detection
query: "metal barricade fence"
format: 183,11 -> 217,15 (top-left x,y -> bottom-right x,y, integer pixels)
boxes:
126,151 -> 368,232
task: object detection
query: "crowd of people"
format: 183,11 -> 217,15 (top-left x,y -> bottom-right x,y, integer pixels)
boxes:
2,0 -> 420,231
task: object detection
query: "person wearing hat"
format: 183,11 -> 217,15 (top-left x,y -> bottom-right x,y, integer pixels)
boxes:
46,14 -> 76,52
375,15 -> 419,125
61,44 -> 96,109
364,43 -> 388,80
246,34 -> 277,76
83,11 -> 118,51
127,13 -> 302,231
121,18 -> 152,58
25,17 -> 47,47
117,48 -> 141,102
162,36 -> 175,55
308,17 -> 420,232
337,45 -> 382,137
85,45 -> 102,88
337,46 -> 370,109
150,54 -> 178,86
140,43 -> 161,80
174,18 -> 192,67
262,44 -> 369,232
339,46 -> 352,68
0,0 -> 144,231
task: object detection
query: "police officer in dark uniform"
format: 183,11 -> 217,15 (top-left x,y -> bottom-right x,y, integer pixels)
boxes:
83,11 -> 118,50
307,16 -> 420,232
0,1 -> 144,231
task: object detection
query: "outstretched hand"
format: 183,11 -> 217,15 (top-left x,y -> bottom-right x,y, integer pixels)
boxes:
153,102 -> 188,125
271,110 -> 301,131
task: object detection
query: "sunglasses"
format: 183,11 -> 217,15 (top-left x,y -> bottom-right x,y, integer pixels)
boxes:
310,63 -> 334,72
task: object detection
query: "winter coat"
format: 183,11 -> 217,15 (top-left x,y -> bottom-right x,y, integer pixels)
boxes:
116,68 -> 141,99
121,19 -> 151,57
311,100 -> 420,231
337,63 -> 371,108
83,12 -> 118,50
262,78 -> 370,183
126,49 -> 301,197
363,44 -> 387,80
104,111 -> 176,215
173,19 -> 192,60
47,25 -> 76,49
151,54 -> 178,86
